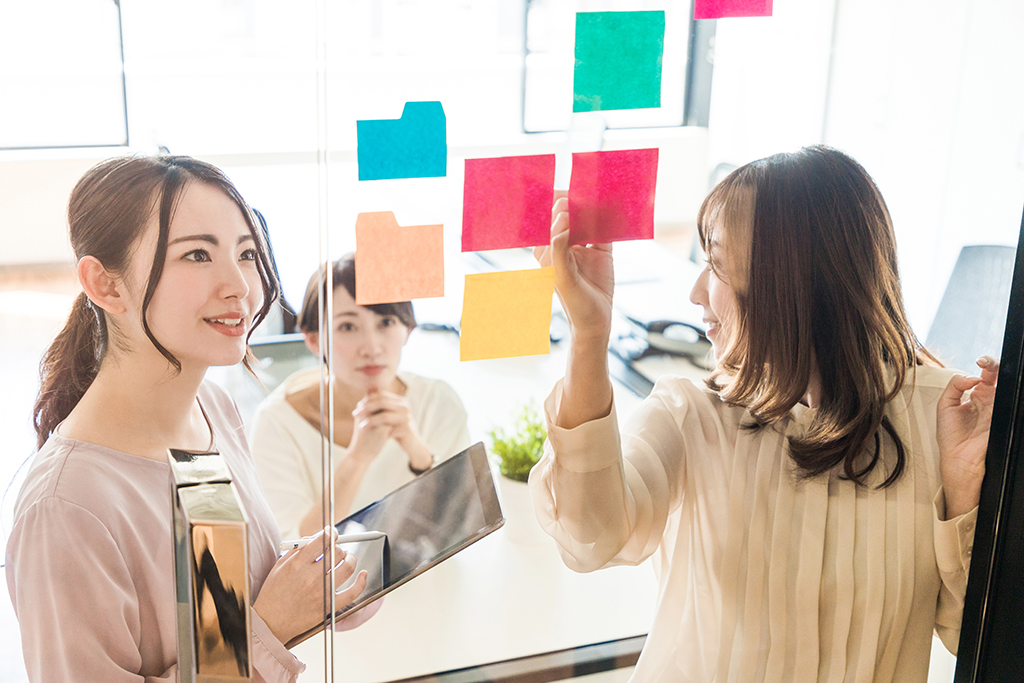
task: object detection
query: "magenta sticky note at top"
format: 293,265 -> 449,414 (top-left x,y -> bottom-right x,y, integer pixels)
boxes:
568,148 -> 658,246
462,154 -> 556,252
694,0 -> 772,19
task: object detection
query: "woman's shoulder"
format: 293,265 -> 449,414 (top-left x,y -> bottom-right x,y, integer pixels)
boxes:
249,369 -> 320,425
642,374 -> 751,435
648,374 -> 731,412
894,364 -> 961,409
909,363 -> 961,389
12,435 -> 167,536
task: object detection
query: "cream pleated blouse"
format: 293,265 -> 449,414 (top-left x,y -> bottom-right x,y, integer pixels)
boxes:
529,365 -> 975,683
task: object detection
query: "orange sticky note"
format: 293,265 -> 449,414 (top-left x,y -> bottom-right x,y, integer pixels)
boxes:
460,268 -> 554,361
354,212 -> 444,305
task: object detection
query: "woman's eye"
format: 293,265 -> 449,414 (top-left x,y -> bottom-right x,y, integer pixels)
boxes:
380,316 -> 396,328
337,322 -> 356,332
239,248 -> 258,262
183,249 -> 211,263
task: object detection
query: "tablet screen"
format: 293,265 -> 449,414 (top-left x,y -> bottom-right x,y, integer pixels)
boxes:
286,442 -> 503,646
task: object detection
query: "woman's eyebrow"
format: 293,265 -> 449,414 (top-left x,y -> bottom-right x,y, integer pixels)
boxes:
168,233 -> 254,246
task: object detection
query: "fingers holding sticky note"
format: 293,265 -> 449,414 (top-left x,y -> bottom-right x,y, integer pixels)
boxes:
568,148 -> 659,246
460,268 -> 555,362
354,212 -> 444,305
356,102 -> 447,181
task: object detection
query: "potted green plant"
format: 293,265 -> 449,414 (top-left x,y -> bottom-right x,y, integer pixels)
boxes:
488,403 -> 547,543
488,404 -> 546,482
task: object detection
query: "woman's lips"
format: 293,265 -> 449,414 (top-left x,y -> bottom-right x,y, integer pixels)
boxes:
359,365 -> 385,377
205,317 -> 247,337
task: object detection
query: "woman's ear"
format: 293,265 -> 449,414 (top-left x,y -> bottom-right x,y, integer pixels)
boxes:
78,256 -> 127,315
303,331 -> 319,357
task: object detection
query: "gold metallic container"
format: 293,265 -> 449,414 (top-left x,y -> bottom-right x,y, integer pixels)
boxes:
169,449 -> 252,683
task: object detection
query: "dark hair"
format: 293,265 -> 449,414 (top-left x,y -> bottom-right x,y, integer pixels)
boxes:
697,145 -> 939,487
33,155 -> 280,448
297,254 -> 416,335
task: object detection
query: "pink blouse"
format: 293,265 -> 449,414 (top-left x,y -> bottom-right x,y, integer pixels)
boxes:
5,382 -> 304,682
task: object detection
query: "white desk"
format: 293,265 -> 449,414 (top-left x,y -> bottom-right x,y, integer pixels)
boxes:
293,496 -> 659,682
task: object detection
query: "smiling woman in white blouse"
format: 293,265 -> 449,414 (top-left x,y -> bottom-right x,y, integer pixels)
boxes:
530,145 -> 997,683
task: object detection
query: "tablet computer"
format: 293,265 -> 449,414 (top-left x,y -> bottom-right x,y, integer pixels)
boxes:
286,441 -> 503,646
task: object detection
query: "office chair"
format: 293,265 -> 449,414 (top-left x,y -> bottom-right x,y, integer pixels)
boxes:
925,245 -> 1017,373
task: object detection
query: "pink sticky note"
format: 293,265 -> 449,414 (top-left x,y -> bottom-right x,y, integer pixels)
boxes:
568,148 -> 658,246
462,155 -> 555,252
694,0 -> 772,20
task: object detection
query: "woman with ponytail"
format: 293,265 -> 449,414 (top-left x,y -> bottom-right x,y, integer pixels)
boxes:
6,155 -> 369,681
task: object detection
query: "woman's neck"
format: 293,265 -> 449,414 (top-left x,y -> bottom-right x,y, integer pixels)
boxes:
330,372 -> 405,413
59,349 -> 211,461
802,364 -> 822,409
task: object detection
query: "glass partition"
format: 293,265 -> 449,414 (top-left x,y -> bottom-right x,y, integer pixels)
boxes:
2,0 -> 1024,681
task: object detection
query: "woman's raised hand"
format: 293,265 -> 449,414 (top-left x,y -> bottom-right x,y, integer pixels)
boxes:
533,193 -> 615,345
534,192 -> 615,430
937,356 -> 999,519
253,526 -> 369,644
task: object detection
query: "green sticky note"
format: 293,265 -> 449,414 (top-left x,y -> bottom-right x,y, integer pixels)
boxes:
573,11 -> 665,113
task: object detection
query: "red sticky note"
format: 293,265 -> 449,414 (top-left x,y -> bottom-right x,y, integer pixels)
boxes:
694,0 -> 772,19
354,212 -> 444,305
462,155 -> 555,252
568,148 -> 658,246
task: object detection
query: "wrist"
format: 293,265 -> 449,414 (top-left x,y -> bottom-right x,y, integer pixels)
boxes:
944,490 -> 980,520
337,449 -> 374,478
941,479 -> 981,519
406,440 -> 434,472
409,453 -> 435,475
570,327 -> 611,350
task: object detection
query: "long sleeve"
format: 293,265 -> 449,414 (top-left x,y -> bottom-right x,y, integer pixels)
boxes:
6,495 -> 304,683
932,489 -> 978,654
250,401 -> 319,541
529,378 -> 711,572
7,498 -> 176,682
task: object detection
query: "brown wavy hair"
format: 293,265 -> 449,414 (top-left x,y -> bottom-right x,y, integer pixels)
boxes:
698,145 -> 938,487
33,155 -> 280,448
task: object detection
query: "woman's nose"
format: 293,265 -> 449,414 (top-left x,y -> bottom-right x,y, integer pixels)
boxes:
360,329 -> 384,356
220,260 -> 250,300
690,266 -> 710,307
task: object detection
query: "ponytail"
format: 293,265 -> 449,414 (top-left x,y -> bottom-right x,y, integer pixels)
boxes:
33,292 -> 106,448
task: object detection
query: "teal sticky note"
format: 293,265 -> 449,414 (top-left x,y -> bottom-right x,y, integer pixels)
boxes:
573,11 -> 665,113
357,102 -> 447,181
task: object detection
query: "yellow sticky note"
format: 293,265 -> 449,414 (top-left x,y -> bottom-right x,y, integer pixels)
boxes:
460,268 -> 554,361
355,211 -> 444,305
